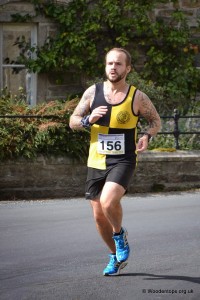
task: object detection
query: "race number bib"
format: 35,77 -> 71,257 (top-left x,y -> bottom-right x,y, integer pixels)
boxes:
97,134 -> 125,155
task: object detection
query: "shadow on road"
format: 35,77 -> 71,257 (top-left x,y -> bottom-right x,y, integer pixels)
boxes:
119,273 -> 200,284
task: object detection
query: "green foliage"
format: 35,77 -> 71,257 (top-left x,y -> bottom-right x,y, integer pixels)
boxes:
0,88 -> 89,161
127,71 -> 167,114
3,0 -> 199,160
0,89 -> 199,163
147,134 -> 200,151
137,99 -> 200,150
14,0 -> 158,74
12,0 -> 200,114
142,10 -> 200,114
10,13 -> 33,22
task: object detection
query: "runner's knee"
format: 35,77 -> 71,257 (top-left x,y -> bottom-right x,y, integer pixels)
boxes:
91,201 -> 105,223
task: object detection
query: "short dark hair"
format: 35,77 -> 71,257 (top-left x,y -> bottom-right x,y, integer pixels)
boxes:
105,48 -> 132,67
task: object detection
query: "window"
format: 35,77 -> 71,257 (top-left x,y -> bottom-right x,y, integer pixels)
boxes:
0,23 -> 37,105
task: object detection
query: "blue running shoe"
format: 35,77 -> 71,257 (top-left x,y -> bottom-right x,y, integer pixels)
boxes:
113,227 -> 130,263
103,254 -> 128,276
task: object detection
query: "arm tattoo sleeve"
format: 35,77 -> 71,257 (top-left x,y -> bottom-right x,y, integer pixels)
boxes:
69,85 -> 95,129
139,92 -> 161,135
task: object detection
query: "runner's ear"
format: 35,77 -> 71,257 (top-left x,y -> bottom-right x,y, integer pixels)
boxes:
127,66 -> 131,74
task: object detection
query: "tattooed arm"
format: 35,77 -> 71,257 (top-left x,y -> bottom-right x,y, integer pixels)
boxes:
69,85 -> 95,129
134,90 -> 161,152
69,84 -> 108,130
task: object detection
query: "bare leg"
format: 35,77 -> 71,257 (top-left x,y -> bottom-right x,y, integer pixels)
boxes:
90,182 -> 125,252
100,182 -> 125,233
90,199 -> 116,253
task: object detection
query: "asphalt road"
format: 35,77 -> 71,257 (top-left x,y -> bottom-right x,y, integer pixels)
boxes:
0,191 -> 200,300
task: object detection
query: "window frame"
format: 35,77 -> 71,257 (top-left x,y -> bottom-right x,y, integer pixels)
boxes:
0,23 -> 37,106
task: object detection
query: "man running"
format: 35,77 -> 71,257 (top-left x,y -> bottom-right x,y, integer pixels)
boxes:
69,48 -> 161,276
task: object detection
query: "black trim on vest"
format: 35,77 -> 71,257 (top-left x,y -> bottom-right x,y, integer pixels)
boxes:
91,83 -> 111,127
131,88 -> 139,117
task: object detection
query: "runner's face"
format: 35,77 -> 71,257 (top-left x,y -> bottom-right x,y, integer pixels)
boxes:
105,51 -> 131,83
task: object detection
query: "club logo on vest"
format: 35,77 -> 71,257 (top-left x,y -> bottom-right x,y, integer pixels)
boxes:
116,111 -> 130,124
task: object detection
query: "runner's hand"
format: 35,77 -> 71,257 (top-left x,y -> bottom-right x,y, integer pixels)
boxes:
137,135 -> 149,153
89,106 -> 108,124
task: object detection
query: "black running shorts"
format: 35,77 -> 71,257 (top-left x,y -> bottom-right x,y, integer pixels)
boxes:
85,163 -> 136,200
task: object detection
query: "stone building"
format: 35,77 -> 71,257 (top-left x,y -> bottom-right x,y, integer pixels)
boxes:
0,0 -> 199,105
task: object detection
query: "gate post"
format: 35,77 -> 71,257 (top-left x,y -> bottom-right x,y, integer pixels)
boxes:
173,109 -> 180,149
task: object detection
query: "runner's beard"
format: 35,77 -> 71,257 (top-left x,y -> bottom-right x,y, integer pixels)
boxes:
106,70 -> 127,83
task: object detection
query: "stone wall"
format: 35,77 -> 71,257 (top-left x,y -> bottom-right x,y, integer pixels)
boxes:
154,0 -> 200,27
0,151 -> 199,200
131,151 -> 200,193
0,0 -> 199,103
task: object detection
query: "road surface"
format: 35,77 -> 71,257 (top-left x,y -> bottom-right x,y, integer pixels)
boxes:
0,191 -> 200,300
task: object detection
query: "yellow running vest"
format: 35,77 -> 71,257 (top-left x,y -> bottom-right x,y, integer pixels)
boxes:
87,83 -> 139,170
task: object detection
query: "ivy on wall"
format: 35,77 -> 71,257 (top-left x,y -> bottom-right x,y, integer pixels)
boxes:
12,0 -> 200,114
